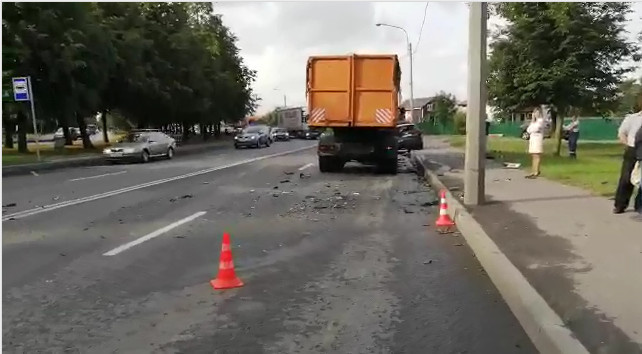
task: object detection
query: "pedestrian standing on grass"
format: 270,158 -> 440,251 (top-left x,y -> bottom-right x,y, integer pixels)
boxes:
564,112 -> 580,158
613,94 -> 642,214
525,107 -> 545,179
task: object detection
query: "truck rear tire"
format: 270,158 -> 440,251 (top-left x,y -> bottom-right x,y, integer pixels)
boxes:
319,156 -> 343,173
378,155 -> 398,175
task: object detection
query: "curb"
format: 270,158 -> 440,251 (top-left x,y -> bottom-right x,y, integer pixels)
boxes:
412,154 -> 589,354
2,143 -> 229,177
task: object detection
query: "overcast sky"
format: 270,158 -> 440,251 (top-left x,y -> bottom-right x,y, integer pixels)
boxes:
214,1 -> 642,116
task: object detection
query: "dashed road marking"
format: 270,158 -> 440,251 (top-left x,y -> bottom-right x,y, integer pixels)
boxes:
68,171 -> 127,182
298,163 -> 314,171
103,211 -> 206,256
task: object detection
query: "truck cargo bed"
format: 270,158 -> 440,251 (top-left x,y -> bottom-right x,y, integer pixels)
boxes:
306,54 -> 401,128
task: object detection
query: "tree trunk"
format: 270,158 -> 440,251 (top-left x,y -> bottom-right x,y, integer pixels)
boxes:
4,117 -> 15,149
182,121 -> 190,142
200,123 -> 207,141
551,108 -> 564,157
59,112 -> 73,146
17,110 -> 28,153
214,122 -> 221,137
76,112 -> 94,149
102,109 -> 109,143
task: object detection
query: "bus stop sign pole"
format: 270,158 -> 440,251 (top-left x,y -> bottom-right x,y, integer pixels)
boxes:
12,76 -> 40,161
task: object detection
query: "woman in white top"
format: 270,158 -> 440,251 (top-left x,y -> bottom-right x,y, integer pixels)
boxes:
526,108 -> 545,178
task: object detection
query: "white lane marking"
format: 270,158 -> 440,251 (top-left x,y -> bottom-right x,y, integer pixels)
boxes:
103,211 -> 206,256
68,171 -> 127,182
2,145 -> 314,222
298,163 -> 314,171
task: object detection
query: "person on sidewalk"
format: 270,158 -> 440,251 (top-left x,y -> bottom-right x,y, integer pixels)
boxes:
564,113 -> 580,158
613,95 -> 642,214
525,108 -> 545,178
635,124 -> 642,214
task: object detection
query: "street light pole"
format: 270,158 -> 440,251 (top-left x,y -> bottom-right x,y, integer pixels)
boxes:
376,23 -> 414,123
408,41 -> 415,123
463,2 -> 488,206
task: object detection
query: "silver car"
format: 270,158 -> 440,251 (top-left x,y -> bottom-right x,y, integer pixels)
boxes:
103,131 -> 176,163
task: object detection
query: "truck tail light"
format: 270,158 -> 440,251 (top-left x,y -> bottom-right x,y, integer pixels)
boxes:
318,144 -> 336,153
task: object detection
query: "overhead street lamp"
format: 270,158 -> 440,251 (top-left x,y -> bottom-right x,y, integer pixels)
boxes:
376,22 -> 415,123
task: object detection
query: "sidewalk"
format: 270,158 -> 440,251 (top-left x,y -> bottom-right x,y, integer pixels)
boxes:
416,136 -> 642,354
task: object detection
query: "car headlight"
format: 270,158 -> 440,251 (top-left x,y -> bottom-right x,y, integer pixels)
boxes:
122,148 -> 135,153
234,136 -> 238,140
103,148 -> 111,154
251,136 -> 256,140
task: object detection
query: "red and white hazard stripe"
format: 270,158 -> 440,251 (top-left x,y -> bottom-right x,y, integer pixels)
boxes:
374,108 -> 393,125
308,108 -> 326,123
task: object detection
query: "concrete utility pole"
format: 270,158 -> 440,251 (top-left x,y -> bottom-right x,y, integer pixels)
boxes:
463,2 -> 488,206
376,23 -> 415,123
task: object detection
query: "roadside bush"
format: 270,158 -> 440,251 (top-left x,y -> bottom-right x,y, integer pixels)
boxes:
454,111 -> 466,135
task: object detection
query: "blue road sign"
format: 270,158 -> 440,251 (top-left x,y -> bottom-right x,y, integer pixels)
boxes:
12,77 -> 30,101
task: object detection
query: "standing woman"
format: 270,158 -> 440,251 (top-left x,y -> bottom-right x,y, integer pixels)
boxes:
526,107 -> 545,178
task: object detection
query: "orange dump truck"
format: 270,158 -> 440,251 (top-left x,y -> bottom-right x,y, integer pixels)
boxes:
306,54 -> 402,173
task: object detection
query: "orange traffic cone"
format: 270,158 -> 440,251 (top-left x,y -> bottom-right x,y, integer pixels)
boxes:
210,232 -> 244,290
435,190 -> 455,233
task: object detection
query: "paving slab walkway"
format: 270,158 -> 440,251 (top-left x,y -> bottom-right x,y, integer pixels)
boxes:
416,136 -> 642,354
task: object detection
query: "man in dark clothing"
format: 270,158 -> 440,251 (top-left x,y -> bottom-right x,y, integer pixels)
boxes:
614,94 -> 642,214
634,124 -> 642,213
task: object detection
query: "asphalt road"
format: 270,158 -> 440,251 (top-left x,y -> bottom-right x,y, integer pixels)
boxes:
2,141 -> 536,354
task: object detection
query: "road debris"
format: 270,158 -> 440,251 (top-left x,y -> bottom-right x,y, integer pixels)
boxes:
503,162 -> 521,169
284,171 -> 294,175
3,203 -> 17,208
423,260 -> 433,264
30,171 -> 39,176
299,173 -> 311,179
280,179 -> 290,183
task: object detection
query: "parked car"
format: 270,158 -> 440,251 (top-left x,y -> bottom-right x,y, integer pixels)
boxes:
103,131 -> 176,163
300,128 -> 322,140
520,120 -> 553,140
397,123 -> 423,151
234,125 -> 271,149
54,127 -> 81,141
86,124 -> 99,136
271,127 -> 290,141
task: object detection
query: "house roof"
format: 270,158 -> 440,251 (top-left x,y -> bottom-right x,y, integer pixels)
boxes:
400,96 -> 436,109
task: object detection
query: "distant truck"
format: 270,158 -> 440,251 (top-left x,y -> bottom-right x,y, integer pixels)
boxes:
307,54 -> 402,174
277,107 -> 304,135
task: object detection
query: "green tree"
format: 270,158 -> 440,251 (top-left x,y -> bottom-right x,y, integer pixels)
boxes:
430,91 -> 457,124
615,77 -> 642,116
488,2 -> 640,155
2,2 -> 257,150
